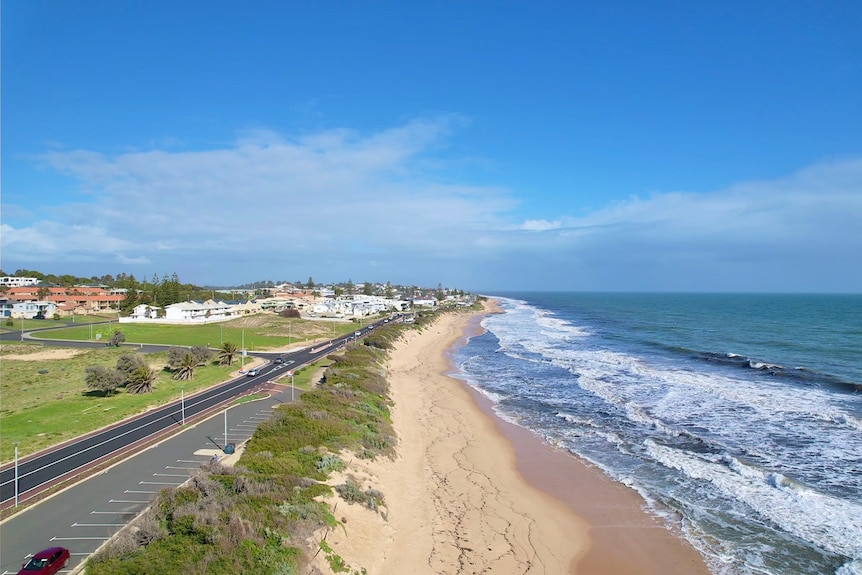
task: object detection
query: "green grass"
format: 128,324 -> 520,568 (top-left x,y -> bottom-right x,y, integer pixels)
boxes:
0,344 -> 241,462
31,315 -> 363,350
0,314 -> 116,334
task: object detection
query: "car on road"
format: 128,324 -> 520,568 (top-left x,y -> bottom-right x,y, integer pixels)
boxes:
17,547 -> 70,575
246,368 -> 260,376
275,356 -> 286,364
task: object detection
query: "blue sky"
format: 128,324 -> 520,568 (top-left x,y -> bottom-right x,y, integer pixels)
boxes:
2,1 -> 861,292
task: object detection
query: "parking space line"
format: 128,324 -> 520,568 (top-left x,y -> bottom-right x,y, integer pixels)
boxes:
153,473 -> 188,477
51,536 -> 109,541
139,481 -> 182,485
109,499 -> 149,503
72,522 -> 125,527
125,490 -> 157,494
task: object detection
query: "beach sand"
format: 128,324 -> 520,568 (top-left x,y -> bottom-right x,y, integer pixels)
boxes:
311,301 -> 711,574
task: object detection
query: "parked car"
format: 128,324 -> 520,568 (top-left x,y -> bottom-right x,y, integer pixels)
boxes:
246,368 -> 260,376
17,547 -> 70,575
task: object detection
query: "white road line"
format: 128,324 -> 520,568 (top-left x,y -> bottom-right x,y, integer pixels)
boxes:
125,490 -> 157,494
139,481 -> 181,485
153,473 -> 188,477
109,499 -> 148,503
51,536 -> 109,541
165,465 -> 197,470
91,510 -> 137,515
72,522 -> 125,527
176,459 -> 208,463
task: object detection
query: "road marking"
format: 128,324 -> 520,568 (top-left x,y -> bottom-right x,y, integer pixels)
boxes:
153,473 -> 188,477
91,510 -> 137,515
176,459 -> 208,463
72,522 -> 125,527
139,481 -> 182,485
109,499 -> 148,503
51,536 -> 109,541
125,489 -> 157,494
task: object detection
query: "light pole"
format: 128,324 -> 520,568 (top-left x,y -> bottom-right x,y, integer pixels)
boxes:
14,442 -> 20,507
20,317 -> 24,341
219,324 -> 223,346
181,388 -> 185,426
241,329 -> 245,372
224,409 -> 228,447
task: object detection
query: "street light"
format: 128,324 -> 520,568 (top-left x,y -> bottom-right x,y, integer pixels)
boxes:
14,442 -> 20,507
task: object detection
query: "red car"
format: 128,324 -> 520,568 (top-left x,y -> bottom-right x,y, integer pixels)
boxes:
17,547 -> 70,575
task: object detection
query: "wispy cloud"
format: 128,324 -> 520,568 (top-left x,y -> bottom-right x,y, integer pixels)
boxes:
4,117 -> 861,291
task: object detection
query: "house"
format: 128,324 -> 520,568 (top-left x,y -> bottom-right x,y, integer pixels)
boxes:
6,285 -> 124,314
0,277 -> 40,287
130,304 -> 162,319
163,300 -> 233,322
0,298 -> 58,319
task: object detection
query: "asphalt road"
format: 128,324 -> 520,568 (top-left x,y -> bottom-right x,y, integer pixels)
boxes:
0,386 -> 297,575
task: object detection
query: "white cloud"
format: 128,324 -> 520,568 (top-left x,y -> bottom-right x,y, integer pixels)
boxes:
5,116 -> 862,291
520,219 -> 562,231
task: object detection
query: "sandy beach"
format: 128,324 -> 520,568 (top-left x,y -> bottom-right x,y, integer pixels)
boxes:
312,301 -> 711,574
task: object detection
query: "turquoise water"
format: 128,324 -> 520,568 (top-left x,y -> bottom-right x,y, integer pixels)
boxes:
454,293 -> 862,575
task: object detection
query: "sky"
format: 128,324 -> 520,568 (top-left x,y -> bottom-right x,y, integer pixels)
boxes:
2,1 -> 861,292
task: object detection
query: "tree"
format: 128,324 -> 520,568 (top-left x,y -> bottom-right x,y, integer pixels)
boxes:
216,342 -> 239,366
110,330 -> 126,347
172,351 -> 198,381
363,282 -> 373,296
126,365 -> 158,394
116,353 -> 146,378
190,345 -> 213,366
37,286 -> 51,300
384,282 -> 394,299
307,276 -> 315,290
85,366 -> 125,396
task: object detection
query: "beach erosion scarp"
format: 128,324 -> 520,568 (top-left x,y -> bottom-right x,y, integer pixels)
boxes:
309,300 -> 711,575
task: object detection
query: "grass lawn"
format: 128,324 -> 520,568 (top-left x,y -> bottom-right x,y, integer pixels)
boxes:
0,314 -> 116,334
31,314 -> 364,350
0,343 -> 244,463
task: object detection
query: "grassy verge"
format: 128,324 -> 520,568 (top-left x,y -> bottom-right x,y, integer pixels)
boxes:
0,344 -> 242,462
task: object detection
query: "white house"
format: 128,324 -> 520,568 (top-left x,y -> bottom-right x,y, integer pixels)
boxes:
0,299 -> 58,319
164,300 -> 233,322
0,277 -> 40,287
129,304 -> 162,319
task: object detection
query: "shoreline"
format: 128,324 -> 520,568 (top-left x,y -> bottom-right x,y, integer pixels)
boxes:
311,302 -> 711,574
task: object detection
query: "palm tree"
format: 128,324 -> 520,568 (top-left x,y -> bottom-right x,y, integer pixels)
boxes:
216,341 -> 239,366
126,365 -> 158,394
172,351 -> 197,381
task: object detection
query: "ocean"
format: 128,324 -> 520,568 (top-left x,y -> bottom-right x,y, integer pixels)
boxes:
452,293 -> 862,575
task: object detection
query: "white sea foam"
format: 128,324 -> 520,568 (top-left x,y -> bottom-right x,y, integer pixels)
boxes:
645,440 -> 862,559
